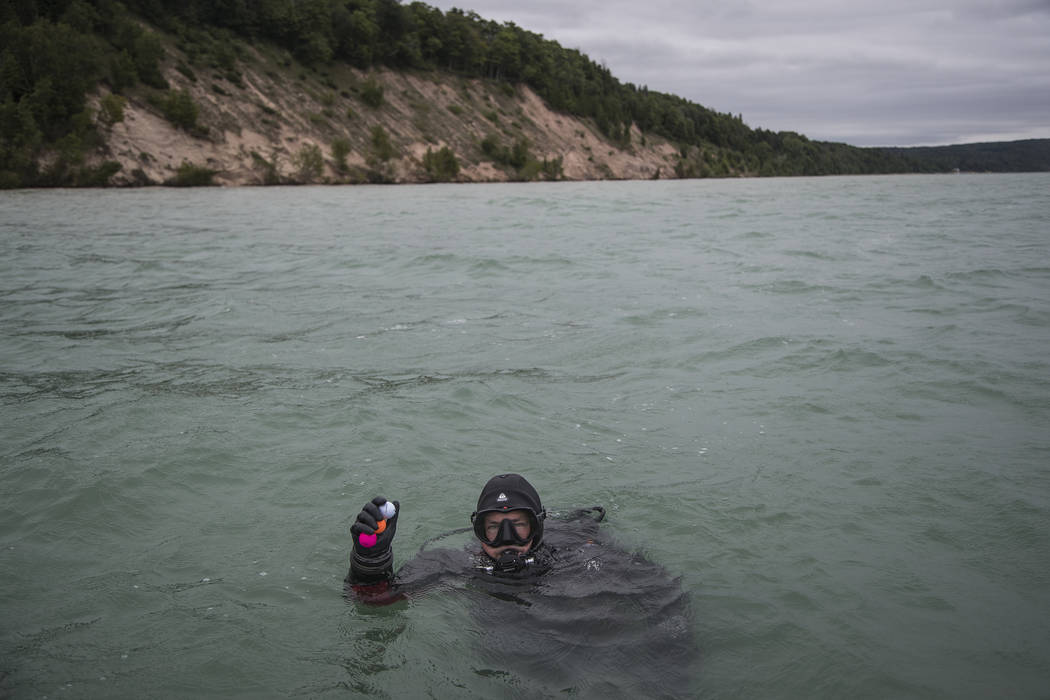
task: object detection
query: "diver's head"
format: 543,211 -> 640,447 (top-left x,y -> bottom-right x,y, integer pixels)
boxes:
471,473 -> 545,559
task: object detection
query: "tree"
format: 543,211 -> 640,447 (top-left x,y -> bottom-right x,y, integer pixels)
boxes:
157,89 -> 199,131
97,93 -> 126,126
340,9 -> 380,67
331,137 -> 351,173
167,161 -> 216,186
132,30 -> 167,88
422,145 -> 458,181
369,125 -> 394,162
294,142 -> 324,182
489,25 -> 521,80
360,76 -> 384,107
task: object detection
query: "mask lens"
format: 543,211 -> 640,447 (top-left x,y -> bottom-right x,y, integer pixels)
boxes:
475,512 -> 534,546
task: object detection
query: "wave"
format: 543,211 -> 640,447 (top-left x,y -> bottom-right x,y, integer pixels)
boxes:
747,279 -> 832,295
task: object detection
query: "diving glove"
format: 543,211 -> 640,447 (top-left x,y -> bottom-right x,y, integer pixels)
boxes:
351,496 -> 399,557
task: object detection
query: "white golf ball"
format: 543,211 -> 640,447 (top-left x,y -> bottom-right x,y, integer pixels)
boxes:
379,501 -> 396,519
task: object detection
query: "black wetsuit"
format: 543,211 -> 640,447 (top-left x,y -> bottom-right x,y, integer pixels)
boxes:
345,510 -> 696,697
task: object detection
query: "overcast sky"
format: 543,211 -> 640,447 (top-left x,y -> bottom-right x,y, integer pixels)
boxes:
424,0 -> 1050,147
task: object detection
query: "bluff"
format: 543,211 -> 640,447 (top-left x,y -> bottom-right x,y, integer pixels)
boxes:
93,40 -> 682,186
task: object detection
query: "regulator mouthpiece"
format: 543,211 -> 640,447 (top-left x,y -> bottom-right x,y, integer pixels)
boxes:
494,550 -> 535,573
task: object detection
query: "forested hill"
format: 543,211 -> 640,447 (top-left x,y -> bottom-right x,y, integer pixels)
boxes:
2,0 -> 1046,188
882,140 -> 1050,174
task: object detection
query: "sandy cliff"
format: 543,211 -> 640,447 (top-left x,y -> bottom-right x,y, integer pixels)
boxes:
91,40 -> 682,187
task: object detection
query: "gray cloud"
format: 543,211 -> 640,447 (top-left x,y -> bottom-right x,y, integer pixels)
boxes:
427,0 -> 1050,146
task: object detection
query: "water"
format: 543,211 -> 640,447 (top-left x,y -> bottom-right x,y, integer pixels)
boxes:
1,174 -> 1048,699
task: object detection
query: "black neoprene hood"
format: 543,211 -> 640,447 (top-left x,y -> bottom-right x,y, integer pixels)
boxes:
472,473 -> 546,546
474,473 -> 543,514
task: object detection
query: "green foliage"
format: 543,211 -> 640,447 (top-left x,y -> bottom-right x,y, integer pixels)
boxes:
98,93 -> 126,126
481,134 -> 530,169
478,133 -> 559,180
508,137 -> 530,169
369,125 -> 395,162
480,133 -> 500,159
0,100 -> 42,188
75,160 -> 122,187
132,31 -> 168,89
0,2 -> 176,186
364,167 -> 392,184
294,143 -> 324,182
166,161 -> 216,186
360,76 -> 384,108
331,137 -> 351,173
0,12 -> 110,186
0,170 -> 25,189
541,156 -> 563,181
516,159 -> 542,181
109,50 -> 138,92
176,62 -> 198,82
422,145 -> 459,182
250,150 -> 280,185
155,89 -> 200,131
879,140 -> 1050,173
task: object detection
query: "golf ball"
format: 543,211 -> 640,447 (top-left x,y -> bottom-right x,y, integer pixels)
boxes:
358,532 -> 377,548
379,502 -> 396,519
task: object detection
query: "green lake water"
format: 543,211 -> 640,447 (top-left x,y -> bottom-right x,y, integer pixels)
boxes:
2,174 -> 1048,698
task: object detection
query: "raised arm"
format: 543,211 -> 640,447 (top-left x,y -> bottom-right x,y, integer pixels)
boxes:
346,497 -> 401,602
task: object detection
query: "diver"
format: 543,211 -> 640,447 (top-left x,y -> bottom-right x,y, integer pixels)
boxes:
344,474 -> 697,697
347,473 -> 555,598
